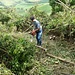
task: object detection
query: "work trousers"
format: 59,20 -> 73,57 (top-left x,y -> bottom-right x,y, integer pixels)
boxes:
36,29 -> 42,46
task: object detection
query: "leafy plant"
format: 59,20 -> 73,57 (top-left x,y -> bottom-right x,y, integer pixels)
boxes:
0,34 -> 35,74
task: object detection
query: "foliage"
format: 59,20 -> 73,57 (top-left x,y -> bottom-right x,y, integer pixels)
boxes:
14,5 -> 50,32
49,0 -> 75,14
0,23 -> 8,33
28,6 -> 50,30
0,9 -> 11,24
49,0 -> 65,14
0,63 -> 14,74
70,0 -> 75,6
14,16 -> 31,31
0,8 -> 21,32
46,11 -> 75,40
28,5 -> 75,40
0,34 -> 35,74
14,5 -> 75,40
0,1 -> 75,75
0,8 -> 19,25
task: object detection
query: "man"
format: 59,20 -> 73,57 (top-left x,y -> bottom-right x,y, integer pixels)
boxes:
30,16 -> 42,46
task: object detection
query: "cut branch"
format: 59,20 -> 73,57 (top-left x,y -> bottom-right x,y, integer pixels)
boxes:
35,45 -> 75,66
46,53 -> 75,65
35,45 -> 47,52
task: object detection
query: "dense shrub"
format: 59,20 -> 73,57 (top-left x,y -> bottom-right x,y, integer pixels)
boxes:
0,34 -> 35,74
49,0 -> 75,14
46,11 -> 75,40
14,16 -> 31,31
49,0 -> 66,14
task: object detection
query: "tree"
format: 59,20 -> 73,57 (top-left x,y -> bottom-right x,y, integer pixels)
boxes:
0,10 -> 11,24
70,0 -> 75,6
49,0 -> 75,14
49,0 -> 66,14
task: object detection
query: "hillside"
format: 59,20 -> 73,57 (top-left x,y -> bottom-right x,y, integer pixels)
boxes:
15,3 -> 51,15
0,0 -> 75,75
0,0 -> 50,15
0,0 -> 21,7
0,0 -> 49,7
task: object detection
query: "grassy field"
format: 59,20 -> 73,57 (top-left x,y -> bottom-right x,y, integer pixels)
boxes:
37,3 -> 52,13
38,0 -> 49,3
28,0 -> 49,3
15,3 -> 34,9
15,2 -> 35,15
0,0 -> 49,7
15,2 -> 52,15
0,0 -> 16,6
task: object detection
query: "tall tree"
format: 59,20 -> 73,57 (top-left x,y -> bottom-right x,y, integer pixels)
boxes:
49,0 -> 75,14
49,0 -> 66,14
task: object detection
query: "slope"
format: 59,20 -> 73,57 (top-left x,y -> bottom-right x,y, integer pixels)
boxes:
0,0 -> 21,7
0,0 -> 49,7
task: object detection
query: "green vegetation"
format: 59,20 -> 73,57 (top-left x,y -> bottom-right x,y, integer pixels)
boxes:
0,0 -> 49,7
0,0 -> 50,15
49,0 -> 75,14
0,0 -> 75,75
15,3 -> 52,15
37,3 -> 52,13
0,34 -> 35,74
15,3 -> 33,9
0,0 -> 20,6
0,64 -> 14,74
38,0 -> 49,3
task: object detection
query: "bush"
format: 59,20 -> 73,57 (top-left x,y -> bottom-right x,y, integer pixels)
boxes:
0,34 -> 35,74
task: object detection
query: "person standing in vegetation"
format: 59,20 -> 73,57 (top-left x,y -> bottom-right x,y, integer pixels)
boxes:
30,16 -> 42,46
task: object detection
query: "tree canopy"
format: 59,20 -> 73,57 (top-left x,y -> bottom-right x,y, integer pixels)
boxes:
49,0 -> 75,14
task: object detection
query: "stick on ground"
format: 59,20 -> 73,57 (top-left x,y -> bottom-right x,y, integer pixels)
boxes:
35,45 -> 75,66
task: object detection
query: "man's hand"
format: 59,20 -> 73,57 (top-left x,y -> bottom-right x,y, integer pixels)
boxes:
32,29 -> 35,34
32,30 -> 35,36
32,29 -> 35,33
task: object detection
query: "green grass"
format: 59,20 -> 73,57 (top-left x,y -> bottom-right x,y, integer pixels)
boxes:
0,0 -> 21,6
26,0 -> 49,3
0,6 -> 4,8
0,0 -> 49,7
16,9 -> 29,16
15,2 -> 35,15
0,0 -> 15,6
0,0 -> 51,15
15,2 -> 50,15
15,2 -> 52,15
38,0 -> 49,3
15,3 -> 35,10
37,3 -> 52,13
